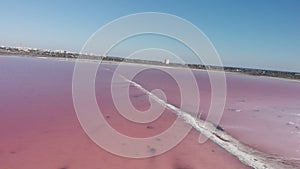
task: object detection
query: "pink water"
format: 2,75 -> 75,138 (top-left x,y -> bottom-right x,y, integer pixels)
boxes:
0,56 -> 299,169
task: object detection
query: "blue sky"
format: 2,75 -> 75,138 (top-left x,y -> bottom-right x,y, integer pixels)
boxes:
0,0 -> 299,72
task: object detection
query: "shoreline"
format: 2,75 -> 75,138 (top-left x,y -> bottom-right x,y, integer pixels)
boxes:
2,53 -> 300,84
1,46 -> 299,81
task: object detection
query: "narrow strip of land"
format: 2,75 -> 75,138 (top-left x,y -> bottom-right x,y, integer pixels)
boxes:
1,46 -> 300,80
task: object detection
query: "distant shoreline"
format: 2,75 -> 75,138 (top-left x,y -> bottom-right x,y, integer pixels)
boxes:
1,46 -> 299,80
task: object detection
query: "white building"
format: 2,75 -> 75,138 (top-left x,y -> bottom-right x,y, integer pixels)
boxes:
164,58 -> 170,64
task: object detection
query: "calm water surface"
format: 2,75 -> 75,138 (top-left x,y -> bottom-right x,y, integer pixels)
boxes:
0,55 -> 299,169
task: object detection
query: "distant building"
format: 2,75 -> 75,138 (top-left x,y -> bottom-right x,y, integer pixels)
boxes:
164,58 -> 170,64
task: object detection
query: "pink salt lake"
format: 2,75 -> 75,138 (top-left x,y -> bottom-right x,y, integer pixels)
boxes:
0,56 -> 299,169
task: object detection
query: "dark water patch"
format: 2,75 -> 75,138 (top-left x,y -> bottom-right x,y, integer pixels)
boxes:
147,145 -> 156,155
216,125 -> 225,131
58,167 -> 68,169
212,123 -> 225,131
173,163 -> 193,169
132,93 -> 146,98
146,125 -> 154,129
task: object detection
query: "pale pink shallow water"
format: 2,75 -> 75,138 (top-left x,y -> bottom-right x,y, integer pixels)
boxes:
134,66 -> 300,159
0,55 -> 299,169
